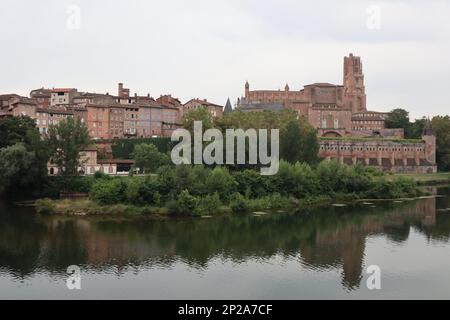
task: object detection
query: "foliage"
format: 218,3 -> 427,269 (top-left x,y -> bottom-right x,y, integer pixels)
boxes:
205,167 -> 236,201
385,108 -> 411,133
132,143 -> 170,174
86,161 -> 421,215
111,137 -> 174,160
35,198 -> 57,215
172,190 -> 199,216
385,108 -> 427,140
0,116 -> 49,197
183,108 -> 215,132
45,117 -> 90,177
90,178 -> 126,205
432,116 -> 450,171
196,193 -> 222,216
0,143 -> 35,193
280,119 -> 319,164
229,192 -> 249,214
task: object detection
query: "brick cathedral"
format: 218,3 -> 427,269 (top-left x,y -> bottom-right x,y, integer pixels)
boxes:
238,54 -> 437,173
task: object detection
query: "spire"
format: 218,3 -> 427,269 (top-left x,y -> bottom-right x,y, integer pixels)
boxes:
285,83 -> 290,91
224,98 -> 233,114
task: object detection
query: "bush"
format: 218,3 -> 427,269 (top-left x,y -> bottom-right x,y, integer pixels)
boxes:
206,167 -> 236,200
94,171 -> 111,180
229,192 -> 249,214
90,179 -> 126,205
35,198 -> 57,215
196,192 -> 222,216
177,190 -> 199,215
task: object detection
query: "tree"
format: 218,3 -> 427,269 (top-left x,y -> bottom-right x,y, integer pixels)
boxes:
408,118 -> 426,139
183,108 -> 214,132
385,108 -> 410,131
45,117 -> 90,176
0,116 -> 49,196
432,116 -> 450,171
132,143 -> 170,174
280,119 -> 319,164
0,144 -> 35,194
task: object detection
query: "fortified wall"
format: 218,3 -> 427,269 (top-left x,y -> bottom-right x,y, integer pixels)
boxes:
319,133 -> 437,174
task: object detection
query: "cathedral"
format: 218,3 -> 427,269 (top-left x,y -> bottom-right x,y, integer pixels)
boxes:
237,54 -> 437,173
238,54 -> 397,139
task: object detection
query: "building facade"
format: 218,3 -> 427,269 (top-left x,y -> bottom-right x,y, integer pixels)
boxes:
183,98 -> 224,118
237,53 -> 437,173
238,54 -> 389,138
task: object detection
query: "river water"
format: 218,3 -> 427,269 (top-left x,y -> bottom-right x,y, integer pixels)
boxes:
1,186 -> 449,300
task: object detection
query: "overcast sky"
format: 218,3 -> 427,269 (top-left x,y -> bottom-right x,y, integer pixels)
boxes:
1,0 -> 449,119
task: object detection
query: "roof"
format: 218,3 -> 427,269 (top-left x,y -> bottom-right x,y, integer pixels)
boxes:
98,159 -> 135,165
0,94 -> 21,100
237,102 -> 285,113
184,98 -> 224,109
306,83 -> 338,87
11,99 -> 37,106
37,108 -> 74,115
51,88 -> 77,93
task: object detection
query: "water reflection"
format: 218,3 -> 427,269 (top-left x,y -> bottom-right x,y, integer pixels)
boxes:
0,187 -> 449,293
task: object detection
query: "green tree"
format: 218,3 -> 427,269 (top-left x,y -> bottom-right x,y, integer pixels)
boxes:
0,144 -> 35,193
132,143 -> 170,174
432,116 -> 450,171
0,116 -> 49,196
385,108 -> 410,133
408,118 -> 426,139
205,167 -> 236,200
280,119 -> 319,164
45,117 -> 90,176
183,108 -> 214,132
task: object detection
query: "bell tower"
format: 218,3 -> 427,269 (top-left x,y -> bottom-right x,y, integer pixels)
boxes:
343,54 -> 367,113
422,119 -> 437,166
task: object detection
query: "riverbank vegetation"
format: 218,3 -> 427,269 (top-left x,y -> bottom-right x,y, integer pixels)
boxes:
36,161 -> 423,216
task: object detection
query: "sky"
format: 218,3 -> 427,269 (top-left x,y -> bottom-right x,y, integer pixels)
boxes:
1,0 -> 449,119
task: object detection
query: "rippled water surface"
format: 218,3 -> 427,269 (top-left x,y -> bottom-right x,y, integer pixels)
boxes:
1,187 -> 450,300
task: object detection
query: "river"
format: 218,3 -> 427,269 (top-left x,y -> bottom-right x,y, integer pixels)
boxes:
1,186 -> 449,300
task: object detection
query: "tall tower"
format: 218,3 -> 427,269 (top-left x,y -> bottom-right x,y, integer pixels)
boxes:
343,54 -> 367,113
245,81 -> 250,100
422,119 -> 437,166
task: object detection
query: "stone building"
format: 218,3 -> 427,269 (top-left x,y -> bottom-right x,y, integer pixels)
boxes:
238,54 -> 389,138
237,53 -> 437,173
50,88 -> 79,106
48,147 -> 133,176
319,129 -> 437,174
183,98 -> 224,118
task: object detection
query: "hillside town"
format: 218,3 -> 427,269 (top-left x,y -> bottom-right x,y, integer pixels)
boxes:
0,83 -> 227,140
0,54 -> 438,174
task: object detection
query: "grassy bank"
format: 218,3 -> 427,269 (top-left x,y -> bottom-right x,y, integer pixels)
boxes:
34,161 -> 426,217
389,173 -> 450,186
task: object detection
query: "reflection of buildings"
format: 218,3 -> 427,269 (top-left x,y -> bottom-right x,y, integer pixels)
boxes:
0,196 -> 444,287
299,197 -> 437,290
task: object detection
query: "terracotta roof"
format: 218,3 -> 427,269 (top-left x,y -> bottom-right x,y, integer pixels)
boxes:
98,159 -> 135,165
184,99 -> 223,109
37,108 -> 74,115
51,88 -> 76,93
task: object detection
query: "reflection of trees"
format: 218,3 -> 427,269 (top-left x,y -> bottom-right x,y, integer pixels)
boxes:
0,192 -> 447,289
